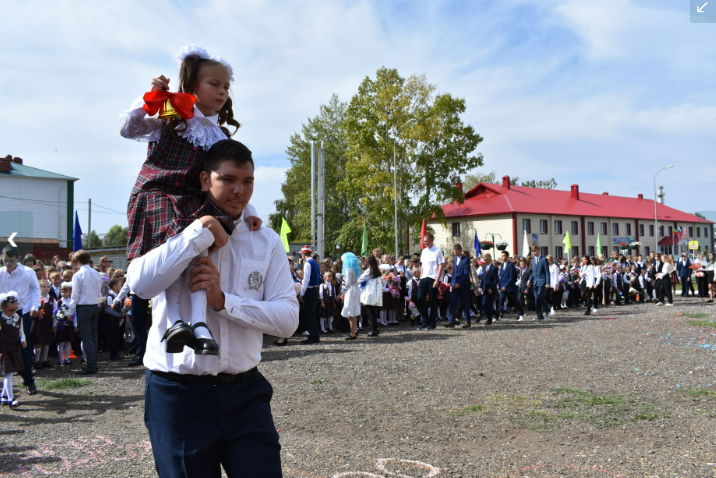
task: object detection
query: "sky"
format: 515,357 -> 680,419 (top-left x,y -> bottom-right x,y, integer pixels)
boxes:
1,0 -> 714,236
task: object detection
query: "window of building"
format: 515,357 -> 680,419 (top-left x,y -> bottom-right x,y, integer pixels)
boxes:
613,246 -> 619,253
540,220 -> 548,234
541,247 -> 549,257
451,222 -> 460,236
626,223 -> 631,236
601,222 -> 607,235
554,220 -> 562,235
523,219 -> 531,234
602,246 -> 608,257
639,224 -> 644,237
705,227 -> 709,238
571,246 -> 579,257
697,227 -> 701,238
571,221 -> 579,235
555,246 -> 563,260
649,225 -> 654,237
588,246 -> 595,257
659,226 -> 664,237
645,246 -> 650,256
613,223 -> 619,235
587,222 -> 594,235
689,227 -> 694,237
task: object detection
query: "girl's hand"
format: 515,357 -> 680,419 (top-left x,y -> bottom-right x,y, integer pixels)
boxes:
150,75 -> 170,92
21,341 -> 27,348
246,216 -> 262,231
198,216 -> 229,255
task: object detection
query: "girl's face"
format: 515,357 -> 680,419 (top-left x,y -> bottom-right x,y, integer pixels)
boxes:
40,282 -> 50,296
61,289 -> 71,300
193,65 -> 231,116
581,257 -> 588,266
2,301 -> 18,316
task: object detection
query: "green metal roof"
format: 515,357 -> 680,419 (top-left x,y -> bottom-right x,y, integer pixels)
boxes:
1,163 -> 78,181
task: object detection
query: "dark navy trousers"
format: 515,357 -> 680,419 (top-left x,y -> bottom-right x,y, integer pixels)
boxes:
144,369 -> 282,478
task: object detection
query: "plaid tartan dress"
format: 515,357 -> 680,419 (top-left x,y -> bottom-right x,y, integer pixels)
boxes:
126,131 -> 234,260
0,314 -> 25,374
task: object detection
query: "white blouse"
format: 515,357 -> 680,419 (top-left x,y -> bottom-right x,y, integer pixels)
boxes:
119,96 -> 228,150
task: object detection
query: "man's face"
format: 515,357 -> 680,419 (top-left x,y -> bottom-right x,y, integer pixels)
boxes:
453,248 -> 462,257
484,256 -> 492,265
501,252 -> 509,262
52,276 -> 62,287
425,237 -> 433,248
200,160 -> 255,220
373,250 -> 380,259
2,254 -> 18,271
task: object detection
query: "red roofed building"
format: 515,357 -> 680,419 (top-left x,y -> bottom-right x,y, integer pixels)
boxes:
431,175 -> 713,259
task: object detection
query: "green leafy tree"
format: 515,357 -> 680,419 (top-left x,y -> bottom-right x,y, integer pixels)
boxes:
103,225 -> 128,246
695,212 -> 705,219
269,94 -> 351,253
463,170 -> 557,191
271,67 -> 485,256
87,230 -> 102,248
344,68 -> 484,251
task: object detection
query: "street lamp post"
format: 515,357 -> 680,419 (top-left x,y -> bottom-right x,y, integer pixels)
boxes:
653,165 -> 674,255
392,119 -> 415,258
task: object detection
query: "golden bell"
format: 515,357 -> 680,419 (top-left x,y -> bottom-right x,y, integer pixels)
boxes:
158,98 -> 181,120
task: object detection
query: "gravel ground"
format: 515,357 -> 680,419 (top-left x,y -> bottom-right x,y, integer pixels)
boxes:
2,296 -> 716,477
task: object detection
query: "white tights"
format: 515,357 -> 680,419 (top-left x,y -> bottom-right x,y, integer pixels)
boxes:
2,373 -> 14,401
165,250 -> 212,340
34,345 -> 49,363
58,342 -> 71,362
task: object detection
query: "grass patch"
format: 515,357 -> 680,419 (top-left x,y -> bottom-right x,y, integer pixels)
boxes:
310,379 -> 325,384
680,387 -> 716,398
484,389 -> 666,431
36,378 -> 92,390
687,319 -> 716,328
446,404 -> 488,416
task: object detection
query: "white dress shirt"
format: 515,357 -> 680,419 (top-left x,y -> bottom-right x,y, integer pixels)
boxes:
22,265 -> 41,313
549,263 -> 559,288
128,215 -> 299,376
420,246 -> 445,280
69,264 -> 102,314
300,260 -> 314,297
0,266 -> 31,313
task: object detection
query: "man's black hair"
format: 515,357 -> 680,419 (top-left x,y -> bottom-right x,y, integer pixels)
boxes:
2,245 -> 19,258
203,139 -> 254,174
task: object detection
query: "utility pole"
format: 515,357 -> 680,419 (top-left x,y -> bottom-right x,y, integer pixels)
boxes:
316,142 -> 326,260
311,141 -> 316,252
88,198 -> 92,248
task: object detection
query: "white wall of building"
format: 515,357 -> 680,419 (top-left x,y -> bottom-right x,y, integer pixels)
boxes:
0,176 -> 68,241
432,214 -> 513,257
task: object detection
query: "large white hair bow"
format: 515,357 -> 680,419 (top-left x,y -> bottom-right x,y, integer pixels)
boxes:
173,44 -> 234,82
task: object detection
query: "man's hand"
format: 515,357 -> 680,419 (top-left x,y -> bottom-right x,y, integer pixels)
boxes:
21,341 -> 27,348
298,295 -> 303,302
488,289 -> 492,294
30,310 -> 38,318
198,216 -> 229,255
433,281 -> 440,289
52,326 -> 57,332
189,256 -> 225,311
527,280 -> 531,287
501,286 -> 506,292
453,283 -> 460,289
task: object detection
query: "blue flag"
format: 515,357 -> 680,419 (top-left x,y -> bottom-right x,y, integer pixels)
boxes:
73,211 -> 83,251
474,231 -> 481,256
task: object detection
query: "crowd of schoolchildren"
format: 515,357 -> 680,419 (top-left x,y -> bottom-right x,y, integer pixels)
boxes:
0,247 -> 134,408
277,247 -> 716,345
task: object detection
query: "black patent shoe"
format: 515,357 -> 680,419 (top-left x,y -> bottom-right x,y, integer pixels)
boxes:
161,321 -> 194,353
367,331 -> 380,337
187,322 -> 219,356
